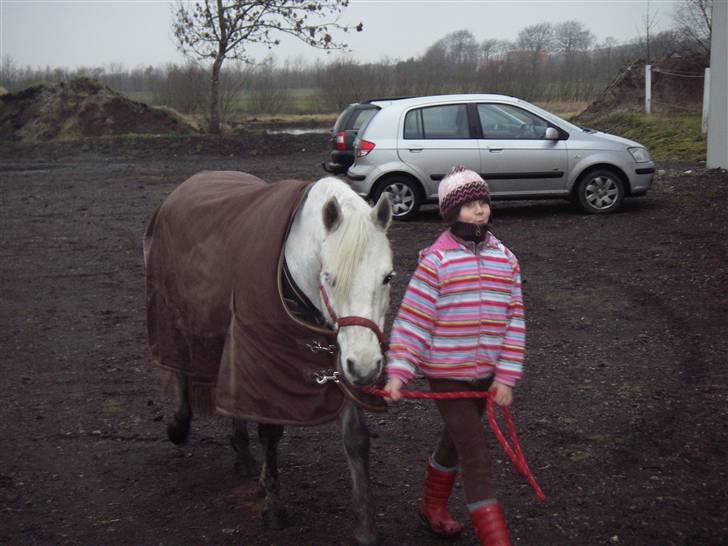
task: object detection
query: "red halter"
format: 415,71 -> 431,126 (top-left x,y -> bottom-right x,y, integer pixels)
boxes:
319,285 -> 385,347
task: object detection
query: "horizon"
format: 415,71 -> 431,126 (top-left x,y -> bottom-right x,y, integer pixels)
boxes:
1,0 -> 680,71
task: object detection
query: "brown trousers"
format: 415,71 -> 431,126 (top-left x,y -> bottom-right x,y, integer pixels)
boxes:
428,377 -> 494,504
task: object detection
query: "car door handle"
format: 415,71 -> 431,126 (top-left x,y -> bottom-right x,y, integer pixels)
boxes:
408,148 -> 423,153
488,148 -> 503,153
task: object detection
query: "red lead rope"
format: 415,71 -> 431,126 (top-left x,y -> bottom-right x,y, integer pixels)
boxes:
365,387 -> 546,503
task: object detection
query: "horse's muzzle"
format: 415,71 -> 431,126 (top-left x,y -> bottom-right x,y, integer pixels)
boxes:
343,356 -> 383,387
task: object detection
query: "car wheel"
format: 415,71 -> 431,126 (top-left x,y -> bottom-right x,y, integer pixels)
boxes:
576,169 -> 625,214
374,177 -> 422,221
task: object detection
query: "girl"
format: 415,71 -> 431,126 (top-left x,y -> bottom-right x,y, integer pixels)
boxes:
384,166 -> 525,546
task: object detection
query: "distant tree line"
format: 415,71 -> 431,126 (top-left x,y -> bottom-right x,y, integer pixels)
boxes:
0,10 -> 711,120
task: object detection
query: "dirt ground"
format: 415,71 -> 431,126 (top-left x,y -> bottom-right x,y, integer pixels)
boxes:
1,133 -> 727,546
0,79 -> 196,142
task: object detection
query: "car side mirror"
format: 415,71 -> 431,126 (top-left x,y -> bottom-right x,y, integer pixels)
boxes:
544,127 -> 560,140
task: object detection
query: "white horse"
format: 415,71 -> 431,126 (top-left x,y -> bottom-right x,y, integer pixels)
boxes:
144,173 -> 393,546
285,176 -> 394,385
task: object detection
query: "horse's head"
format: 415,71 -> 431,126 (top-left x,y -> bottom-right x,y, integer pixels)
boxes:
319,191 -> 393,387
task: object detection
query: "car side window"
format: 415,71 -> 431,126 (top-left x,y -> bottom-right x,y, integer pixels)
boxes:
477,103 -> 550,140
404,109 -> 423,138
404,104 -> 469,139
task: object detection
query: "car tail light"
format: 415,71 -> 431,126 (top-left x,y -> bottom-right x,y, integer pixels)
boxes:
335,131 -> 346,151
356,139 -> 376,157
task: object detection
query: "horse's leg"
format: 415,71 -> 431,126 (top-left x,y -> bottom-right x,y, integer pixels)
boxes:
341,403 -> 378,546
258,423 -> 287,529
167,374 -> 191,445
230,418 -> 258,477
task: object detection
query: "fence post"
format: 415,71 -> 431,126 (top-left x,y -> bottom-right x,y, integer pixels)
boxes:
702,68 -> 710,135
644,64 -> 652,114
707,0 -> 728,169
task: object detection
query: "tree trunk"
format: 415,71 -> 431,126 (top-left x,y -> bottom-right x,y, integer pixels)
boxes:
208,57 -> 224,134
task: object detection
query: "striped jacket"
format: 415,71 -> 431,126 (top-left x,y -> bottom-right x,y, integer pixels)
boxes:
386,230 -> 525,386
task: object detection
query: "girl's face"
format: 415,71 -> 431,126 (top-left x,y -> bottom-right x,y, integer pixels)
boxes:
457,199 -> 491,224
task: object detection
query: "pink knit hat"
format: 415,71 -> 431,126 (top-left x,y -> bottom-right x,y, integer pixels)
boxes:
438,166 -> 490,222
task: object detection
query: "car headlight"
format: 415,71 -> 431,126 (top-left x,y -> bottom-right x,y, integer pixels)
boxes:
629,147 -> 651,163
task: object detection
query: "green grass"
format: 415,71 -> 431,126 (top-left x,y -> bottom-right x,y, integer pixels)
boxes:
573,112 -> 706,162
224,88 -> 321,115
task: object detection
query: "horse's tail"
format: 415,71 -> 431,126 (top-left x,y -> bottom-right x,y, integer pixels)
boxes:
143,204 -> 162,269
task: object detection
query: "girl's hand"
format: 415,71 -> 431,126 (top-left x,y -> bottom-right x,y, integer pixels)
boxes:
489,381 -> 513,407
383,377 -> 404,402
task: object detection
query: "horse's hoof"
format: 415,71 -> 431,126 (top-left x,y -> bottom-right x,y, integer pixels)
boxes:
262,507 -> 289,530
166,418 -> 190,445
234,459 -> 258,478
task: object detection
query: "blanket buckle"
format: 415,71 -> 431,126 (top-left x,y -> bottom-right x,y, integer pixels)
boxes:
306,340 -> 338,355
314,370 -> 342,385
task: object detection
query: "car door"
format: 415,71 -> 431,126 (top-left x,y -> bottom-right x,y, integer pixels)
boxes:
475,103 -> 569,196
398,104 -> 480,199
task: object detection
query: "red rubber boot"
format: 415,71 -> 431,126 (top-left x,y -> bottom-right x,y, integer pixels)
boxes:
417,458 -> 463,537
470,502 -> 512,546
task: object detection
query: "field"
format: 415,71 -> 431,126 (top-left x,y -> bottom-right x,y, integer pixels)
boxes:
1,132 -> 727,545
128,88 -> 325,116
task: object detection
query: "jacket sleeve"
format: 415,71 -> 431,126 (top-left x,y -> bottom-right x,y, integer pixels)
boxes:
385,252 -> 440,385
495,257 -> 526,386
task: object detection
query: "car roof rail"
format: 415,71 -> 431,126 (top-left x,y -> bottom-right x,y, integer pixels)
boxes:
363,96 -> 413,103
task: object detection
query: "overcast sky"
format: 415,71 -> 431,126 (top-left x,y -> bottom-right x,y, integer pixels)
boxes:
2,0 -> 681,70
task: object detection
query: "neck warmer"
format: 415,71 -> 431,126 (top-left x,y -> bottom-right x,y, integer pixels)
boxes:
450,221 -> 489,243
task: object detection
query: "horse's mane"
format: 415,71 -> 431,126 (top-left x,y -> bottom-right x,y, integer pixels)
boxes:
318,178 -> 375,302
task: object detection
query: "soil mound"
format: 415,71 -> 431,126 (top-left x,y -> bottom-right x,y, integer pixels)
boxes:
577,52 -> 708,120
0,78 -> 196,142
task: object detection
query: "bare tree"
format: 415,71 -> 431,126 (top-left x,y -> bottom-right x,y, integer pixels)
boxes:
317,57 -> 397,106
553,21 -> 594,56
0,56 -> 19,92
172,0 -> 362,133
516,23 -> 554,97
151,61 -> 209,113
317,59 -> 365,109
598,37 -> 620,83
672,0 -> 712,54
420,30 -> 483,92
639,0 -> 660,63
516,23 -> 554,57
247,56 -> 291,115
419,41 -> 449,94
480,39 -> 509,63
437,30 -> 480,68
553,21 -> 595,90
477,39 -> 513,92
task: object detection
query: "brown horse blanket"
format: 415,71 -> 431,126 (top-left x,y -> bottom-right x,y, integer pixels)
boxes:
145,171 -> 347,425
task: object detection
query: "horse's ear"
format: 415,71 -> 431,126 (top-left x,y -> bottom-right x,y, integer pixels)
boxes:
372,192 -> 392,231
322,196 -> 342,233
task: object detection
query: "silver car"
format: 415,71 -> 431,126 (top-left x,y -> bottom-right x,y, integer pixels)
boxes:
345,94 -> 655,219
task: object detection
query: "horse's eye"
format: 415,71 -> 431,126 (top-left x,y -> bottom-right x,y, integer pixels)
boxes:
383,272 -> 395,285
